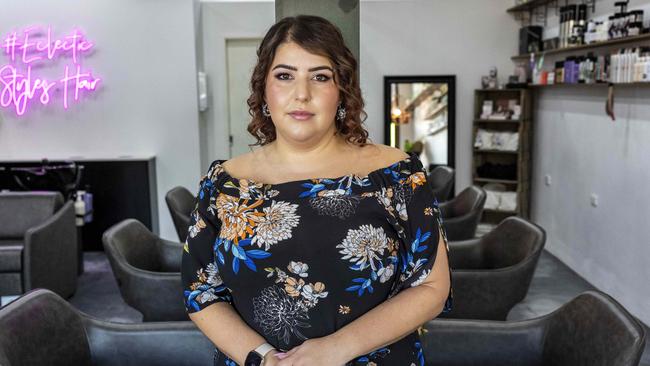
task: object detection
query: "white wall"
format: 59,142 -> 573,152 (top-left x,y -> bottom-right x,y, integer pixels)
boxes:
530,0 -> 650,325
199,1 -> 275,166
360,0 -> 518,191
0,0 -> 201,241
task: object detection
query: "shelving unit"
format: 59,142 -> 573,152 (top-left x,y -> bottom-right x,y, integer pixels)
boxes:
472,89 -> 532,226
511,33 -> 650,60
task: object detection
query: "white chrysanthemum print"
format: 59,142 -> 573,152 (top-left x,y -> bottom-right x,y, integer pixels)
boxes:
188,210 -> 206,239
287,261 -> 309,277
377,263 -> 395,283
337,224 -> 390,271
252,200 -> 300,250
205,262 -> 224,286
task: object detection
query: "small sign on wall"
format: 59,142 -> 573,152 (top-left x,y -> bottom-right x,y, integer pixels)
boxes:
0,25 -> 101,116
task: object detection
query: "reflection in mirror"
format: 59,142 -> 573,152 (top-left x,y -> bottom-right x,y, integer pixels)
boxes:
383,76 -> 455,172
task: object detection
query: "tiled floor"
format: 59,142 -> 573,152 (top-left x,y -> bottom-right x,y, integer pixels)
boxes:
3,249 -> 649,364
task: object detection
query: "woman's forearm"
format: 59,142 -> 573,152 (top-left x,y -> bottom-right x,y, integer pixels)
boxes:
189,302 -> 269,364
328,283 -> 448,362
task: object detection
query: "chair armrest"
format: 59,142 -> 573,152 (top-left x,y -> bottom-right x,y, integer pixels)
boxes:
158,239 -> 183,272
448,238 -> 484,269
421,318 -> 545,366
23,201 -> 77,297
83,317 -> 214,366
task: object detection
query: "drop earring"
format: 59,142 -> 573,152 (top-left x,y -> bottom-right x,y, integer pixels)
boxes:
336,103 -> 346,121
262,103 -> 271,117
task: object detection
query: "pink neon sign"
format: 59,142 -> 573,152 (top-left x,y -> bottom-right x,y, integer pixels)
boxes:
0,26 -> 101,115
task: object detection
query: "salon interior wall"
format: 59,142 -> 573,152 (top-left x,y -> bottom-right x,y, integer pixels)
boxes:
359,0 -> 517,191
529,0 -> 650,326
197,1 -> 276,167
0,0 -> 201,242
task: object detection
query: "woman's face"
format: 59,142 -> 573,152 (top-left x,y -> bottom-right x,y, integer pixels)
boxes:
264,41 -> 340,145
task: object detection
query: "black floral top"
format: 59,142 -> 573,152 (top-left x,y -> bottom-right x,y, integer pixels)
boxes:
181,151 -> 453,366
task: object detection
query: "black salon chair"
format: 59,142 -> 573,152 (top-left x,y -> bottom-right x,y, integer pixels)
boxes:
0,289 -> 213,366
0,192 -> 77,298
440,185 -> 486,240
165,186 -> 195,243
102,219 -> 186,321
428,166 -> 455,202
422,290 -> 646,366
441,217 -> 545,320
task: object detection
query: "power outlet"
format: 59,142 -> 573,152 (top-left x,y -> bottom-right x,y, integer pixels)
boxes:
544,175 -> 552,186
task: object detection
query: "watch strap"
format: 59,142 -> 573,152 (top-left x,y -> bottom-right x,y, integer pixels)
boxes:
254,342 -> 275,358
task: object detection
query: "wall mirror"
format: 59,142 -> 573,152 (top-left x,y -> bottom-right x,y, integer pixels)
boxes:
383,75 -> 455,171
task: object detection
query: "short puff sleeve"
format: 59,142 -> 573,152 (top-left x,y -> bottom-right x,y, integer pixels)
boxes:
181,161 -> 233,313
389,156 -> 453,314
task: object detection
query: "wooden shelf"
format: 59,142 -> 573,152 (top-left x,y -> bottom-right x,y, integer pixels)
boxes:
474,149 -> 519,155
476,88 -> 526,92
473,88 -> 531,224
474,177 -> 519,184
506,0 -> 554,13
512,33 -> 650,60
528,82 -> 650,88
474,118 -> 521,123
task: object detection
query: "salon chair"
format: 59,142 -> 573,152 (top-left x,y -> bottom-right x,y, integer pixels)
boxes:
428,166 -> 455,202
0,289 -> 213,366
439,185 -> 486,240
102,219 -> 186,321
441,216 -> 544,320
0,191 -> 77,298
422,290 -> 646,366
165,186 -> 195,243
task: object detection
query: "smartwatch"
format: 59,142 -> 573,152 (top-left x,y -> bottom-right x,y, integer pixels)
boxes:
245,342 -> 275,366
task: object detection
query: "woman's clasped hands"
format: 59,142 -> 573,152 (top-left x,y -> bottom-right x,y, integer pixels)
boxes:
264,336 -> 350,366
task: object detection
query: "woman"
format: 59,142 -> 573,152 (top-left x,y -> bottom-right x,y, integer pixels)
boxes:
181,15 -> 452,366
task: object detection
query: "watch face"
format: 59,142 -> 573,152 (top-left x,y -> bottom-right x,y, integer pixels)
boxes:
245,351 -> 263,366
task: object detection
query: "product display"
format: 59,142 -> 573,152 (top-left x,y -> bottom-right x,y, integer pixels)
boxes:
474,129 -> 519,152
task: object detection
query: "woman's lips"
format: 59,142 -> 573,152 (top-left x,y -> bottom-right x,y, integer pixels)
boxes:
289,112 -> 314,120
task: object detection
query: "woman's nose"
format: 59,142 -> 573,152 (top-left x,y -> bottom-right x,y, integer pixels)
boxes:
294,78 -> 311,102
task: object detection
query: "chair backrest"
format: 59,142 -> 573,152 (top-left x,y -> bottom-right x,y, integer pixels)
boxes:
165,186 -> 195,242
429,166 -> 455,202
543,290 -> 646,366
0,191 -> 63,239
0,289 -> 91,366
441,186 -> 486,218
481,217 -> 545,270
102,219 -> 162,272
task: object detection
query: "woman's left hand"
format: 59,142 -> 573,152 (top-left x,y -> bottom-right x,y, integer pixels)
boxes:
274,336 -> 350,366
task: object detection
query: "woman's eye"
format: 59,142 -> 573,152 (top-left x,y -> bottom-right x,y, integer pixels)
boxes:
314,74 -> 331,82
275,73 -> 292,80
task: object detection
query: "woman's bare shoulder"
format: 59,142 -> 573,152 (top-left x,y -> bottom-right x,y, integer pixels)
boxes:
360,143 -> 409,165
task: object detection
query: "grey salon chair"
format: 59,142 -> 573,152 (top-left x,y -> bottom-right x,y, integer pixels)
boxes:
441,217 -> 545,320
102,219 -> 186,321
428,166 -> 455,202
422,290 -> 646,366
440,185 -> 486,240
0,289 -> 213,366
0,191 -> 77,298
165,186 -> 195,242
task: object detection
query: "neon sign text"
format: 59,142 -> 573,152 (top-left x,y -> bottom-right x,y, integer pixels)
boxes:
0,26 -> 101,115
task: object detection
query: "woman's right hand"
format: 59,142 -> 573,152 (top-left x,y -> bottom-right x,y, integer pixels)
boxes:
262,349 -> 284,366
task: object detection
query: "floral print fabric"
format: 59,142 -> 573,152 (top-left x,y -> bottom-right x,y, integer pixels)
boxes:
181,151 -> 453,365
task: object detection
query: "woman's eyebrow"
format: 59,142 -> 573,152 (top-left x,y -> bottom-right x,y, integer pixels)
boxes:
272,64 -> 333,72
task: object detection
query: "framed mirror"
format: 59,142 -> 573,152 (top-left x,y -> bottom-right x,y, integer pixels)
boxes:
383,75 -> 455,171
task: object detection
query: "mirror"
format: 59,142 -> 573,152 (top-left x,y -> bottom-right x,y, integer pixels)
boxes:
383,75 -> 455,171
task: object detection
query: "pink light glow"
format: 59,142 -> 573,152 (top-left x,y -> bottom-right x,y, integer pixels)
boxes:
0,25 -> 100,115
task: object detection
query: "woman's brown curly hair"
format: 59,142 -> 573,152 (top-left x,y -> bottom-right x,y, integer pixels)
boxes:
246,15 -> 370,148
